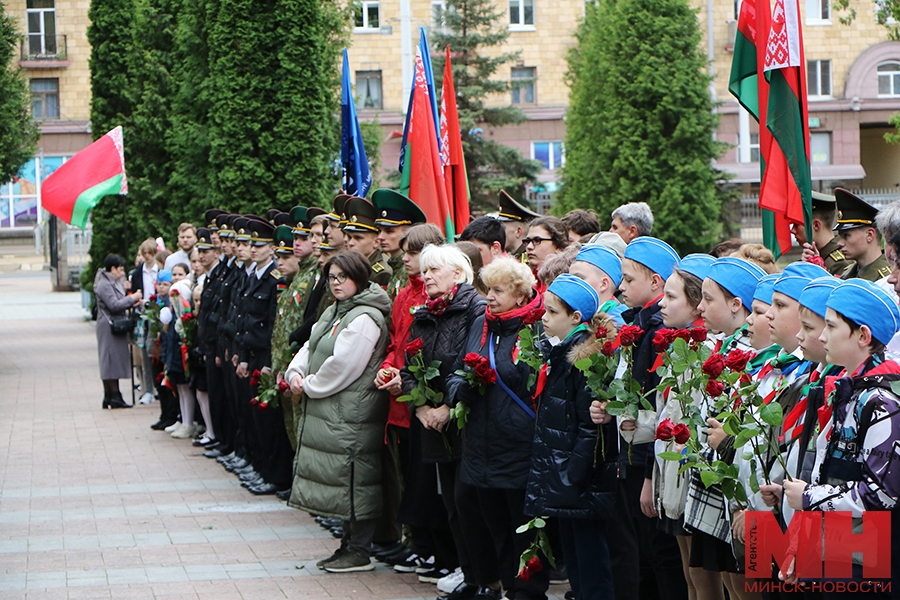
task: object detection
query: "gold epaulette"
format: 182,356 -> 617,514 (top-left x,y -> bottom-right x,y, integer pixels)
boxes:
270,269 -> 282,279
878,266 -> 892,278
372,262 -> 384,273
828,249 -> 846,261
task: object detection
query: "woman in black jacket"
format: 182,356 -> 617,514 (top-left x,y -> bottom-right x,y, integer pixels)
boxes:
446,257 -> 547,600
398,244 -> 486,594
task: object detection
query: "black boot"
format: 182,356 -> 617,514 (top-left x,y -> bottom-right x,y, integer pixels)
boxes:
102,391 -> 112,409
108,392 -> 131,409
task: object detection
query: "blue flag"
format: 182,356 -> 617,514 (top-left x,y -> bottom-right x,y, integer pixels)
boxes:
341,48 -> 371,197
398,28 -> 442,175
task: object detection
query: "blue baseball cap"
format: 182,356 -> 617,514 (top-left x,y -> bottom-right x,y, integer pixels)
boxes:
677,254 -> 715,282
752,274 -> 781,305
547,274 -> 600,322
157,269 -> 173,283
574,245 -> 623,287
798,276 -> 841,319
706,258 -> 766,311
624,237 -> 680,281
826,279 -> 900,345
773,263 -> 830,303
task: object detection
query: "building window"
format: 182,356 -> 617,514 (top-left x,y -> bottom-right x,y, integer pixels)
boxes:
354,1 -> 379,30
878,62 -> 900,97
749,133 -> 760,163
356,71 -> 382,110
509,0 -> 534,27
532,141 -> 563,170
26,0 -> 56,56
805,0 -> 830,22
807,59 -> 831,97
432,1 -> 447,30
30,78 -> 58,119
810,132 -> 831,165
511,67 -> 535,105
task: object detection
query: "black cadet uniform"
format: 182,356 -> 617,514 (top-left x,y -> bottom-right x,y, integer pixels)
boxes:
834,188 -> 891,282
195,223 -> 227,454
496,189 -> 540,262
342,196 -> 393,287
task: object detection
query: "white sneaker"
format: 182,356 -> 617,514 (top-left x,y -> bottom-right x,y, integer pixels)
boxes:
139,393 -> 154,405
437,567 -> 464,593
172,424 -> 198,439
164,421 -> 182,433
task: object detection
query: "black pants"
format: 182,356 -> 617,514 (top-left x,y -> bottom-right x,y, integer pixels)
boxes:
151,352 -> 179,423
455,475 -> 500,586
559,517 -> 615,600
437,461 -> 469,575
247,353 -> 293,488
204,351 -> 228,447
474,486 -> 549,600
374,424 -> 406,545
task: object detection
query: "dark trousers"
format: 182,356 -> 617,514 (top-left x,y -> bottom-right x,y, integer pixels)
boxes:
475,486 -> 550,600
455,477 -> 500,586
247,354 -> 292,487
204,352 -> 228,446
342,518 -> 378,557
374,424 -> 406,545
151,352 -> 179,423
558,517 -> 615,600
437,461 -> 469,575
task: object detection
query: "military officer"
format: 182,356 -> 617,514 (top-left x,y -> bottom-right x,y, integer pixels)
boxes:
373,189 -> 427,300
496,189 -> 540,261
795,192 -> 853,275
833,188 -> 891,281
324,195 -> 350,250
205,209 -> 226,251
342,196 -> 393,287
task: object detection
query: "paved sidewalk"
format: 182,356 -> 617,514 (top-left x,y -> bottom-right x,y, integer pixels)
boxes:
0,276 -> 568,600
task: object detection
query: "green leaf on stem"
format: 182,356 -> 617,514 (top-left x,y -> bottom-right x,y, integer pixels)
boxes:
759,402 -> 783,427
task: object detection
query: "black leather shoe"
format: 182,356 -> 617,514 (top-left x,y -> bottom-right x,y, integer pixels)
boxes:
473,587 -> 502,600
203,449 -> 223,459
438,583 -> 478,600
330,526 -> 344,538
241,475 -> 264,488
235,464 -> 256,476
370,540 -> 403,556
248,482 -> 279,495
107,393 -> 132,409
225,458 -> 248,472
216,451 -> 235,464
238,469 -> 260,482
275,489 -> 291,501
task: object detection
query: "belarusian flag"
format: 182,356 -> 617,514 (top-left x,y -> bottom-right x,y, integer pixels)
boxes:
439,45 -> 470,232
728,0 -> 762,119
42,126 -> 127,229
762,0 -> 812,253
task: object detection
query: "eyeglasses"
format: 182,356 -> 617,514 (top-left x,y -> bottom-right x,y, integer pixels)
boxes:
523,237 -> 552,247
327,273 -> 348,284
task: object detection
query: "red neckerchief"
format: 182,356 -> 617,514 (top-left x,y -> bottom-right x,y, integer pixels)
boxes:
481,290 -> 545,348
817,360 -> 900,439
425,283 -> 460,315
644,294 -> 664,309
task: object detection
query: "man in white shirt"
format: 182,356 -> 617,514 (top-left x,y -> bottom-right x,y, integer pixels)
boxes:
165,223 -> 198,270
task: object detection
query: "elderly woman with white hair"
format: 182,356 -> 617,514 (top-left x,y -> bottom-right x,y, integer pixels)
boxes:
397,244 -> 486,592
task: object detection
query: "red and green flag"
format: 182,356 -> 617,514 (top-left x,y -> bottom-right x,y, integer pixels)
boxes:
42,126 -> 127,229
439,45 -> 470,231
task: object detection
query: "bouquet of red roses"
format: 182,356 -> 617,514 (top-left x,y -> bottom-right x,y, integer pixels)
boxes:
449,352 -> 498,429
397,338 -> 444,407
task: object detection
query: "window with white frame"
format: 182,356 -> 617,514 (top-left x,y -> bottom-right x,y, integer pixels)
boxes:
354,1 -> 379,30
878,62 -> 900,97
26,0 -> 56,56
749,133 -> 760,163
810,132 -> 831,165
432,1 -> 447,30
509,0 -> 534,28
807,59 -> 832,97
532,141 -> 563,170
511,67 -> 535,104
805,0 -> 830,23
356,71 -> 382,110
30,78 -> 58,119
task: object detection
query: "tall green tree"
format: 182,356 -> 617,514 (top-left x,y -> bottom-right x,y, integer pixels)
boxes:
0,6 -> 39,184
558,0 -> 727,255
431,0 -> 541,208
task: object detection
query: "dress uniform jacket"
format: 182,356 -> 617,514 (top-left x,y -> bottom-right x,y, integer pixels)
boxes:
235,260 -> 281,366
386,253 -> 408,301
369,248 -> 393,288
840,253 -> 891,282
819,236 -> 853,276
198,260 -> 224,355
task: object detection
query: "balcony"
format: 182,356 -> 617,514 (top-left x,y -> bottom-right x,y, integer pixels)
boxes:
20,34 -> 69,68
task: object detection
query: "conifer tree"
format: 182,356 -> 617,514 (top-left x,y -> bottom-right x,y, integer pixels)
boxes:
431,0 -> 541,207
0,6 -> 39,184
558,0 -> 727,254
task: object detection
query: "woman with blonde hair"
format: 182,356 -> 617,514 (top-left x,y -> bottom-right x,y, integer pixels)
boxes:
730,243 -> 780,274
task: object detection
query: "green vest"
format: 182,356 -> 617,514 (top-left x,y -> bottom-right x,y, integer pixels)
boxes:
289,283 -> 391,521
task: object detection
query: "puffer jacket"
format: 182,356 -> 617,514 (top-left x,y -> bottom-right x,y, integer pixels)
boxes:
446,292 -> 544,489
525,325 -> 618,519
400,283 -> 486,462
288,283 -> 392,521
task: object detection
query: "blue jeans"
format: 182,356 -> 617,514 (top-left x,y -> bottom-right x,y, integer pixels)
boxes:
558,517 -> 615,600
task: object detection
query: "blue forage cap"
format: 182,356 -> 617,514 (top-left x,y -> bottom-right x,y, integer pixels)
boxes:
157,269 -> 173,283
752,274 -> 781,305
677,254 -> 715,281
773,262 -> 831,303
575,245 -> 623,287
547,274 -> 600,322
826,279 -> 900,345
799,276 -> 841,319
623,237 -> 680,280
706,257 -> 766,311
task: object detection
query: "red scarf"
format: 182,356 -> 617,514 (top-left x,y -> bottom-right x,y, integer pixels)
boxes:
481,290 -> 545,348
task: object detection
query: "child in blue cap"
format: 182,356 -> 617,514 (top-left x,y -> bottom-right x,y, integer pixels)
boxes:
526,274 -> 616,600
781,279 -> 900,589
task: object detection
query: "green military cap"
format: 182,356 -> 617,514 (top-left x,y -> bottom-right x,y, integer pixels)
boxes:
327,195 -> 352,225
232,217 -> 252,241
196,227 -> 215,250
274,225 -> 294,255
342,197 -> 380,233
811,191 -> 836,213
496,190 -> 540,222
372,189 -> 427,227
248,218 -> 275,246
289,206 -> 311,236
833,188 -> 879,232
205,209 -> 226,231
307,207 -> 327,221
217,214 -> 235,238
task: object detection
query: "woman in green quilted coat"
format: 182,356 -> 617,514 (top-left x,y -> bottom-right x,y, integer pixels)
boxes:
285,251 -> 392,573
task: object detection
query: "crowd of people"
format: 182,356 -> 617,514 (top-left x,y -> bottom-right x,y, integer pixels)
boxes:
92,187 -> 900,600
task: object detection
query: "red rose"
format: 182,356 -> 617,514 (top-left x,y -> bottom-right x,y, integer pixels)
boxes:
278,381 -> 290,394
526,557 -> 543,572
672,423 -> 691,445
518,568 -> 532,582
520,308 -> 545,326
805,254 -> 825,267
705,379 -> 725,397
690,327 -> 708,343
652,329 -> 677,352
724,349 -> 752,372
618,325 -> 644,347
407,338 -> 424,357
250,375 -> 259,387
601,341 -> 615,357
674,329 -> 692,342
595,326 -> 609,340
655,418 -> 675,441
463,353 -> 482,367
701,354 -> 726,379
249,397 -> 259,406
149,294 -> 158,302
155,372 -> 165,384
258,401 -> 268,411
482,368 -> 497,385
252,369 -> 262,379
